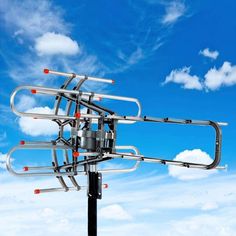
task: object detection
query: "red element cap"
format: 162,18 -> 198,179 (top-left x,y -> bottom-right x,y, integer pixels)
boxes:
34,189 -> 41,194
23,166 -> 29,171
112,80 -> 115,84
75,112 -> 81,119
20,140 -> 25,145
73,151 -> 80,157
44,68 -> 49,74
31,89 -> 37,94
103,184 -> 109,189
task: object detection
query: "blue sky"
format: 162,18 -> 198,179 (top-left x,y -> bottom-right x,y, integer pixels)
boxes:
0,0 -> 236,235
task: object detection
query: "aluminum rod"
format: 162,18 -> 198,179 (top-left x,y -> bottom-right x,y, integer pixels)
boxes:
35,186 -> 87,194
99,146 -> 141,174
44,69 -> 114,84
105,153 -> 226,170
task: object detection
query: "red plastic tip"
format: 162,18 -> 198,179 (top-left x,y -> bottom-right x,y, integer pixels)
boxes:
98,97 -> 102,101
23,166 -> 29,172
34,189 -> 41,194
73,151 -> 80,158
44,68 -> 49,74
75,112 -> 81,119
103,184 -> 109,189
20,140 -> 25,145
112,80 -> 115,84
31,89 -> 37,94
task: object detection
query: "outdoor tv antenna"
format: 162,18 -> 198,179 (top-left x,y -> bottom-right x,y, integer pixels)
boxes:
7,69 -> 227,236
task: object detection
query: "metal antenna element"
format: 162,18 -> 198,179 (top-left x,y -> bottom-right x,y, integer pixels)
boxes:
7,69 -> 227,236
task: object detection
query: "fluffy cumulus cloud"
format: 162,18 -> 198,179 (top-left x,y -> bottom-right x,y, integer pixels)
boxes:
35,32 -> 80,56
18,106 -> 68,136
99,204 -> 132,220
162,1 -> 186,25
163,67 -> 203,90
168,149 -> 218,180
1,172 -> 236,236
163,61 -> 236,91
199,48 -> 219,60
204,61 -> 236,90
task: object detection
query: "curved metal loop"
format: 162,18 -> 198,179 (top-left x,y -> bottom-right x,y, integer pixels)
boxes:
207,121 -> 222,169
6,143 -> 141,176
102,120 -> 224,170
10,85 -> 142,124
5,143 -> 97,177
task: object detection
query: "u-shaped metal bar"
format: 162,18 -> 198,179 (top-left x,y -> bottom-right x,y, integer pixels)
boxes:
10,85 -> 142,124
6,143 -> 141,177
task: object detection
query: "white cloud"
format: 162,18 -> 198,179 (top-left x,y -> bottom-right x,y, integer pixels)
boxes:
204,61 -> 236,90
40,208 -> 56,218
35,32 -> 80,56
0,1 -> 106,89
201,202 -> 219,211
103,173 -> 236,213
113,47 -> 145,73
0,104 -> 15,126
162,1 -> 186,25
0,173 -> 236,236
8,51 -> 105,89
163,210 -> 236,236
0,173 -> 88,236
18,106 -> 67,136
1,171 -> 236,235
8,56 -> 56,85
0,132 -> 8,147
0,153 -> 7,169
164,61 -> 236,91
16,95 -> 36,111
168,149 -> 218,180
163,67 -> 203,90
99,204 -> 132,220
127,47 -> 143,65
0,0 -> 68,39
199,48 -> 219,60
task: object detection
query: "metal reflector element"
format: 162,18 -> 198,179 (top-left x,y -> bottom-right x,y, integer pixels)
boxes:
43,68 -> 114,84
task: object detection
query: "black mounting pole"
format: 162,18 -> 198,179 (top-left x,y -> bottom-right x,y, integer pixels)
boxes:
88,171 -> 102,236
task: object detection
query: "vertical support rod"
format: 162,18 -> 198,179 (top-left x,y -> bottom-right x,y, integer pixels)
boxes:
88,171 -> 102,236
88,193 -> 97,236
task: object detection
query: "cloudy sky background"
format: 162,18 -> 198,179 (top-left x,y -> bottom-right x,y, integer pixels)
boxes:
0,0 -> 236,235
